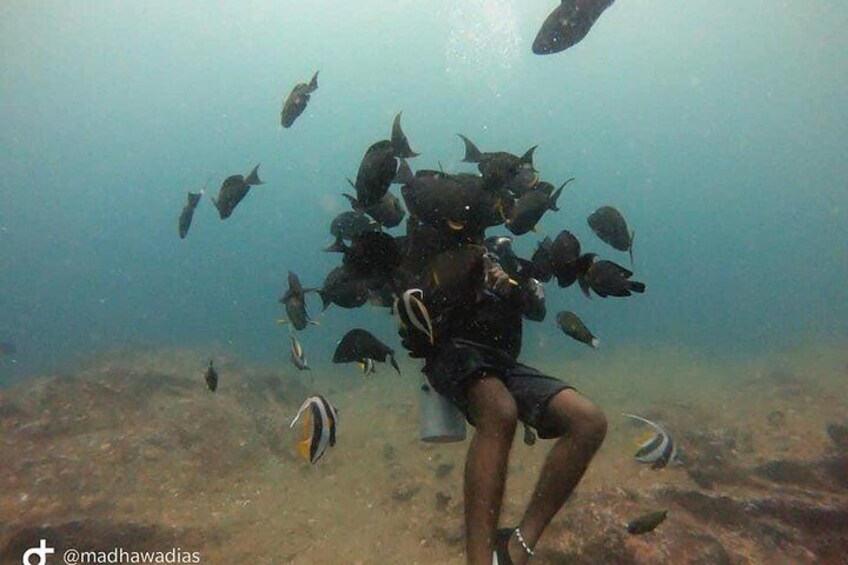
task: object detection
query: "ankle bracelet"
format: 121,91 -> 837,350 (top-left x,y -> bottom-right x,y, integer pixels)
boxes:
514,528 -> 535,557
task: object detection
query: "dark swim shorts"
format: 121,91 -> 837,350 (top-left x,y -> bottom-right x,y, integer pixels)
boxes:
422,338 -> 573,439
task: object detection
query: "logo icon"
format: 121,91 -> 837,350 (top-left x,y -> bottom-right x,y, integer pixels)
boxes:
22,539 -> 54,565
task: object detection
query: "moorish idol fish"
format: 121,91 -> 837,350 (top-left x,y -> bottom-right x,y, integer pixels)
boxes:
622,413 -> 678,469
358,358 -> 376,376
395,288 -> 435,345
290,335 -> 310,371
290,395 -> 338,464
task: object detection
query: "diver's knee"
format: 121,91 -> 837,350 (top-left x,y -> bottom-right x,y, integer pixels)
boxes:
468,378 -> 518,437
574,405 -> 607,452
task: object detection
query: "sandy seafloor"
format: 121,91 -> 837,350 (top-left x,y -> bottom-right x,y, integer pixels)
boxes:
1,340 -> 846,564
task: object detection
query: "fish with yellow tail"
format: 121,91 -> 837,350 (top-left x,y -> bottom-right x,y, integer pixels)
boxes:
290,395 -> 338,464
622,413 -> 679,469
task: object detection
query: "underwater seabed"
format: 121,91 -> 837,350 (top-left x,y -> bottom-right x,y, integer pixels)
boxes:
0,341 -> 846,564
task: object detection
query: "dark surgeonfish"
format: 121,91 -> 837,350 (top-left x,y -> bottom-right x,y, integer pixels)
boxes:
279,271 -> 318,330
353,113 -> 417,207
579,255 -> 645,298
503,179 -> 571,236
530,236 -> 554,282
333,328 -> 400,374
426,244 -> 487,309
326,210 -> 378,251
281,71 -> 319,128
290,335 -> 310,371
532,0 -> 616,55
289,395 -> 338,464
549,230 -> 582,287
457,134 -> 538,192
401,171 -> 504,232
556,311 -> 599,348
204,360 -> 218,392
627,510 -> 668,535
211,164 -> 264,219
342,231 -> 402,278
178,191 -> 203,239
319,265 -> 372,310
588,206 -> 635,264
623,413 -> 678,469
343,191 -> 407,229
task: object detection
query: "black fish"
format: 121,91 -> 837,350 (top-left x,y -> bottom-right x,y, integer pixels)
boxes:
588,206 -> 635,264
178,191 -> 203,239
281,71 -> 318,128
343,191 -> 406,229
333,328 -> 400,374
342,231 -> 401,278
580,256 -> 645,298
530,236 -> 554,282
401,171 -> 504,232
352,114 -> 417,207
504,179 -> 571,236
532,0 -> 616,55
549,230 -> 582,287
626,510 -> 668,535
319,265 -> 373,310
326,210 -> 378,250
556,311 -> 599,348
427,244 -> 487,309
457,134 -> 537,191
279,271 -> 317,330
211,164 -> 263,219
204,360 -> 218,392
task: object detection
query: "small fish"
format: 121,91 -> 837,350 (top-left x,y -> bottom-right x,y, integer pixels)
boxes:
580,256 -> 645,298
343,191 -> 407,229
211,164 -> 263,219
623,413 -> 678,469
588,206 -> 635,264
627,510 -> 668,535
204,360 -> 218,392
326,210 -> 378,250
532,0 -> 616,55
279,271 -> 318,330
457,134 -> 537,191
530,236 -> 554,282
556,311 -> 599,348
549,230 -> 582,288
290,335 -> 310,371
398,288 -> 435,345
281,71 -> 318,128
318,265 -> 372,310
504,179 -> 570,236
333,328 -> 400,374
178,191 -> 203,239
289,395 -> 338,464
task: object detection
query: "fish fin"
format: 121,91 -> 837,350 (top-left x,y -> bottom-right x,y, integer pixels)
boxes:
438,161 -> 445,173
393,159 -> 415,185
391,111 -> 419,158
520,145 -> 538,166
457,134 -> 482,163
446,219 -> 465,231
496,199 -> 509,223
296,438 -> 312,462
578,275 -> 592,298
390,354 -> 401,374
307,70 -> 319,93
549,187 -> 563,212
319,290 -> 331,311
342,192 -> 363,211
590,337 -> 600,349
629,230 -> 636,267
245,164 -> 263,186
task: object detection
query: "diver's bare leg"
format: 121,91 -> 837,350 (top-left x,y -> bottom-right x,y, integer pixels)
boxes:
507,389 -> 607,565
464,375 -> 518,565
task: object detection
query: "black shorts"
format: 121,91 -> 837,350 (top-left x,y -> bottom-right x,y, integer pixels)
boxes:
422,339 -> 573,439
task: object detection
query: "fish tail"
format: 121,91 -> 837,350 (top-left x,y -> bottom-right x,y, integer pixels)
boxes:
520,145 -> 538,166
629,281 -> 646,294
393,159 -> 415,185
307,70 -> 319,93
245,164 -> 263,186
629,230 -> 636,267
457,134 -> 482,163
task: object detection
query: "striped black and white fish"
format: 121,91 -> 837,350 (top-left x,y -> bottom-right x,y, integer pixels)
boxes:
290,395 -> 338,464
358,358 -> 377,376
395,288 -> 435,345
290,335 -> 310,371
622,413 -> 678,469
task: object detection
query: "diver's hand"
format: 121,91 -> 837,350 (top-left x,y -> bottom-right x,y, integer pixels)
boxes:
483,253 -> 514,297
